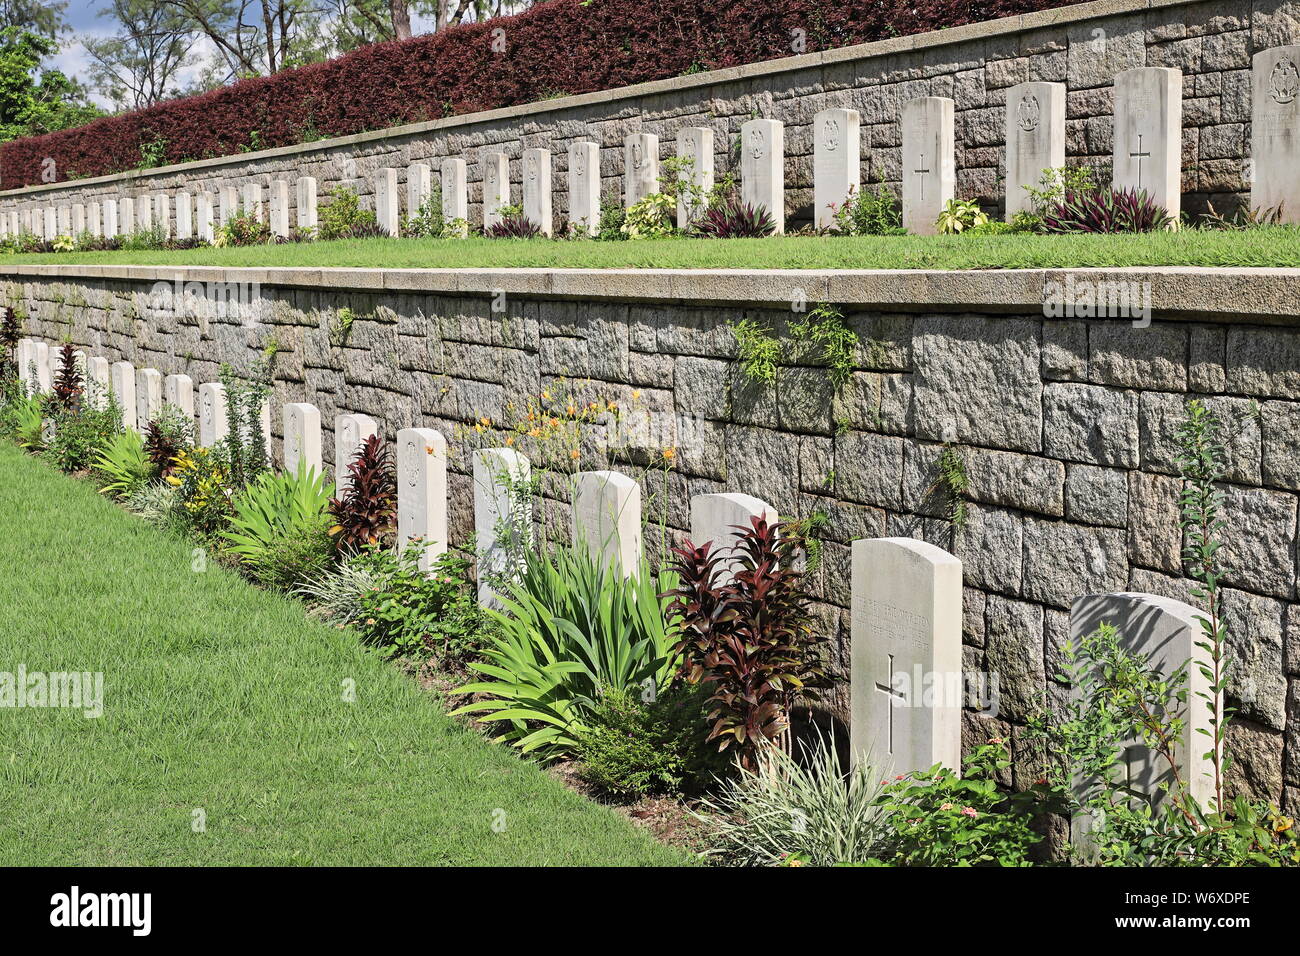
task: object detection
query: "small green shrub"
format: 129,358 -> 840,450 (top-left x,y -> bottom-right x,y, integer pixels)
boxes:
318,187 -> 379,240
731,317 -> 780,386
575,683 -> 725,798
872,740 -> 1047,866
214,209 -> 271,247
596,197 -> 627,240
620,192 -> 676,239
43,401 -> 123,473
829,183 -> 903,236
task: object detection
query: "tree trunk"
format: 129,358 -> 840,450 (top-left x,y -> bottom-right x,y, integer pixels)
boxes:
391,0 -> 412,39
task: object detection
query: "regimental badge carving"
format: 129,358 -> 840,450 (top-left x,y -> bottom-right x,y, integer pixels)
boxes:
1016,92 -> 1041,133
749,127 -> 765,160
822,117 -> 840,152
1270,57 -> 1299,105
631,141 -> 645,169
573,147 -> 585,176
404,439 -> 418,487
683,135 -> 697,160
526,154 -> 538,182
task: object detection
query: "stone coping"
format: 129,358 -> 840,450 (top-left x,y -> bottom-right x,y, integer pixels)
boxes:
4,263 -> 1299,320
0,0 -> 1185,199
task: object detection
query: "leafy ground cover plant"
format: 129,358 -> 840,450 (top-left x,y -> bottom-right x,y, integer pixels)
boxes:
575,682 -> 726,798
667,515 -> 828,770
453,545 -> 680,762
166,445 -> 235,536
328,433 -> 397,553
935,197 -> 989,234
870,740 -> 1048,866
1042,186 -> 1171,234
42,396 -> 122,473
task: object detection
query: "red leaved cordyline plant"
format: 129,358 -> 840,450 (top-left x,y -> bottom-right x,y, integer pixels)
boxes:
666,515 -> 828,770
486,211 -> 543,239
329,433 -> 397,552
143,419 -> 184,478
52,343 -> 84,412
0,308 -> 20,375
1042,186 -> 1171,234
692,195 -> 778,238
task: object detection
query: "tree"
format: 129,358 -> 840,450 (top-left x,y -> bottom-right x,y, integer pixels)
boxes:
157,0 -> 322,78
0,0 -> 68,38
0,27 -> 102,142
82,0 -> 193,111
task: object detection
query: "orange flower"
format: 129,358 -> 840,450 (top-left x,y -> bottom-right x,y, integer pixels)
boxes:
425,445 -> 436,455
569,449 -> 580,460
662,447 -> 676,461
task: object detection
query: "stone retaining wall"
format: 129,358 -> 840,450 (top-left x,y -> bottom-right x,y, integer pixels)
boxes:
2,0 -> 1297,225
6,262 -> 1298,812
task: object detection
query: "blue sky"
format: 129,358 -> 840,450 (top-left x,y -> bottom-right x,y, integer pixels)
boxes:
50,1 -> 441,109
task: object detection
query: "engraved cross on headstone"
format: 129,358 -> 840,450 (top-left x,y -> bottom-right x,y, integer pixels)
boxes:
914,153 -> 931,201
874,654 -> 907,755
1129,133 -> 1151,190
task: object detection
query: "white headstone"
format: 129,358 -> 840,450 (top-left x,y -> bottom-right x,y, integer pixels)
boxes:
87,201 -> 101,237
440,158 -> 467,234
572,470 -> 642,577
1251,46 -> 1300,223
175,191 -> 193,239
42,343 -> 58,391
197,382 -> 228,446
164,372 -> 194,417
482,151 -> 509,231
219,185 -> 238,225
1005,82 -> 1066,221
850,537 -> 963,775
568,142 -> 600,234
104,198 -> 120,237
624,133 -> 659,208
902,96 -> 955,236
71,203 -> 86,235
334,413 -> 378,494
1113,67 -> 1182,221
689,492 -> 777,553
296,177 -> 317,233
1068,592 -> 1216,844
473,447 -> 531,606
111,360 -> 137,430
241,181 -> 264,221
154,193 -> 171,237
196,193 -> 215,241
814,108 -> 860,230
269,180 -> 290,238
397,427 -> 448,571
740,118 -> 784,233
283,402 -> 322,476
374,168 -> 399,236
87,355 -> 110,409
676,127 -> 714,228
522,147 -> 552,236
136,367 -> 162,426
135,196 -> 152,231
406,162 -> 432,221
16,339 -> 31,389
54,206 -> 68,237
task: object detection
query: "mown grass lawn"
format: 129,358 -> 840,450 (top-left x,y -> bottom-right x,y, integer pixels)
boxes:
5,227 -> 1300,271
0,443 -> 685,866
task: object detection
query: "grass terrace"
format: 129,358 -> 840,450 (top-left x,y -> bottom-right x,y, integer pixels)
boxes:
0,442 -> 684,866
5,228 -> 1300,271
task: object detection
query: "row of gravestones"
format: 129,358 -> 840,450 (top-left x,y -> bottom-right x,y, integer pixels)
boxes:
5,50 -> 1300,241
17,338 -> 1214,823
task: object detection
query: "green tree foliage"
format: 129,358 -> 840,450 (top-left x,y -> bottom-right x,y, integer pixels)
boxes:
0,27 -> 102,142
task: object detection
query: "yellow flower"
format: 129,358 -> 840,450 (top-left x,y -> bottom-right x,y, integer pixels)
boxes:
1276,816 -> 1294,833
631,389 -> 641,400
569,449 -> 580,460
505,436 -> 515,446
662,447 -> 676,461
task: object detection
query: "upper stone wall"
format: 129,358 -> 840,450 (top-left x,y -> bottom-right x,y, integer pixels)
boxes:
1,0 -> 1296,224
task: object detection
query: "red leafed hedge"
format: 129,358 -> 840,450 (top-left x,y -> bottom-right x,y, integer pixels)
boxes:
1,0 -> 1075,189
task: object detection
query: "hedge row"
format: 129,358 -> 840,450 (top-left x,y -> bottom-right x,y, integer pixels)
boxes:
1,0 -> 1073,189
